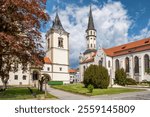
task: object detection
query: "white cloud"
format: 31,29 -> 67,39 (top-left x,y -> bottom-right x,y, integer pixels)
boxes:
79,0 -> 84,3
130,19 -> 150,41
49,1 -> 133,68
92,0 -> 99,3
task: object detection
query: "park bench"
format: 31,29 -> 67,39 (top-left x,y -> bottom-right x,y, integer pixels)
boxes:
27,87 -> 36,98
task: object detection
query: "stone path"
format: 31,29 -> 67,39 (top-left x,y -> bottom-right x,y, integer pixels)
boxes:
47,86 -> 150,100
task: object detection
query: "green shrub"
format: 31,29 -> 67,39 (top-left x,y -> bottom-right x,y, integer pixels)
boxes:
87,84 -> 94,93
115,68 -> 126,86
83,65 -> 110,89
141,80 -> 150,87
126,78 -> 137,85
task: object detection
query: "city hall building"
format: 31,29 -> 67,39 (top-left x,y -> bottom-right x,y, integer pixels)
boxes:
0,13 -> 70,86
79,7 -> 150,84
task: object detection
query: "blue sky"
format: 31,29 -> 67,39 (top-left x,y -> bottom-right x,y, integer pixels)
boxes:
41,0 -> 150,68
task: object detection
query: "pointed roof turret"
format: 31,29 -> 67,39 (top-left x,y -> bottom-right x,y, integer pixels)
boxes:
87,6 -> 95,31
52,12 -> 65,31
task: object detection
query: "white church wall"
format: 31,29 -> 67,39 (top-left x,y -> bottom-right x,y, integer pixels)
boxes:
112,50 -> 150,82
80,62 -> 94,82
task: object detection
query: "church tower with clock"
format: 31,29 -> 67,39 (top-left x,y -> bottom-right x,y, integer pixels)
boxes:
45,12 -> 70,83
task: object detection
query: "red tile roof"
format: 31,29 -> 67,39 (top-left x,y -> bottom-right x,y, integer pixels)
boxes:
69,69 -> 77,73
80,58 -> 94,64
103,38 -> 150,57
44,57 -> 52,64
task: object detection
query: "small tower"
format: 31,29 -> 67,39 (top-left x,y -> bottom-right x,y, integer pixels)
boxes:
86,6 -> 96,50
46,12 -> 70,84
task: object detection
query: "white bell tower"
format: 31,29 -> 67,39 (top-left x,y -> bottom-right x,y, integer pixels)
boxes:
46,12 -> 70,84
86,6 -> 97,50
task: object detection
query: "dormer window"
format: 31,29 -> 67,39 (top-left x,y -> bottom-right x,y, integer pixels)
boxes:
145,40 -> 149,44
122,46 -> 126,49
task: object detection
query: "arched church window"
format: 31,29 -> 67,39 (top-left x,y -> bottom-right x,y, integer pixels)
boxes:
134,56 -> 139,74
115,59 -> 120,70
90,31 -> 92,35
58,37 -> 63,48
144,54 -> 150,73
99,58 -> 103,66
108,61 -> 110,68
91,44 -> 92,48
125,57 -> 130,73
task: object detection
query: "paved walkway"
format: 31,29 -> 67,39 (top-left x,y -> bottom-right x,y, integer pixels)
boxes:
47,86 -> 150,100
47,86 -> 89,100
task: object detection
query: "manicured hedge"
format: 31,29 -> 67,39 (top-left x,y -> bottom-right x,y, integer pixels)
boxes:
83,65 -> 110,89
48,81 -> 63,85
126,78 -> 137,85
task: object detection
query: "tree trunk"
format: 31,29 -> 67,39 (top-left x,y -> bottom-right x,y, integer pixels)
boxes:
3,82 -> 7,89
45,83 -> 47,98
39,81 -> 43,91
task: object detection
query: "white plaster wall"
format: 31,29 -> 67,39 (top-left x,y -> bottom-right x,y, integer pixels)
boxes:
52,73 -> 70,84
53,49 -> 68,64
42,64 -> 51,72
0,65 -> 30,86
52,32 -> 68,49
53,64 -> 68,73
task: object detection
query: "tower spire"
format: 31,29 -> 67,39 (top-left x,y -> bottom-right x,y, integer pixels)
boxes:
52,6 -> 65,31
87,5 -> 95,30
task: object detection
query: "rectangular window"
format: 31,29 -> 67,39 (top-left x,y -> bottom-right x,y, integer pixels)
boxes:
58,37 -> 63,48
23,75 -> 26,80
14,75 -> 18,80
60,67 -> 62,71
47,67 -> 50,71
48,38 -> 50,49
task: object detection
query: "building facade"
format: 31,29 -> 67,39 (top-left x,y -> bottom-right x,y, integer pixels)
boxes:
69,69 -> 81,83
79,7 -> 150,85
0,13 -> 70,86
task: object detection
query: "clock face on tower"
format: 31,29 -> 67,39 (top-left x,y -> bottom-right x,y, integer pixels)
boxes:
58,30 -> 63,36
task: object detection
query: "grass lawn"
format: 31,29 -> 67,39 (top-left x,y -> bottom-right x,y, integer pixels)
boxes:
52,83 -> 145,96
0,87 -> 56,100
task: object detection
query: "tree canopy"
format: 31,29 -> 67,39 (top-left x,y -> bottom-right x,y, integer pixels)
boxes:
0,0 -> 50,88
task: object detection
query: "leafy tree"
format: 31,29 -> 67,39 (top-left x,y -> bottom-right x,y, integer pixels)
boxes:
39,74 -> 50,92
83,65 -> 110,89
0,0 -> 49,89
